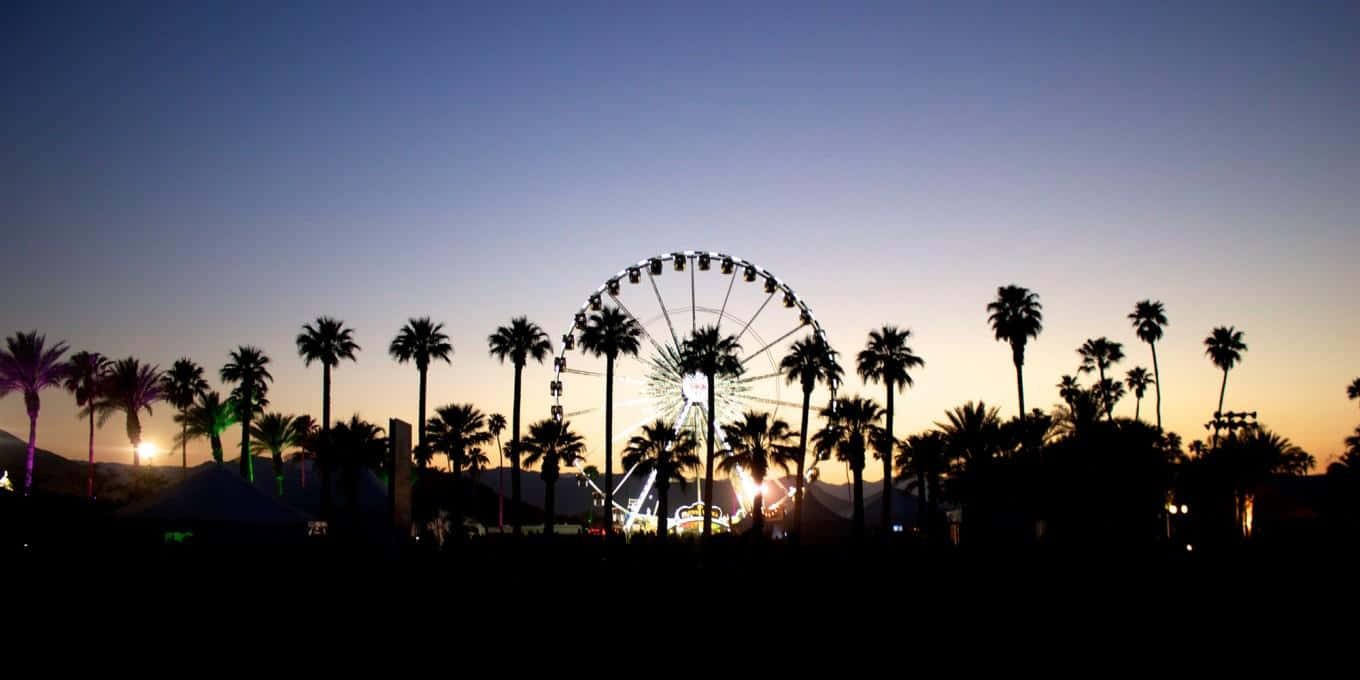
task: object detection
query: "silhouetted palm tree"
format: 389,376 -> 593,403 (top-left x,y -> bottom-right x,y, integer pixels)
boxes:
94,358 -> 166,466
779,334 -> 842,541
488,317 -> 552,536
579,306 -> 642,537
298,317 -> 359,514
323,415 -> 386,530
937,401 -> 1005,466
812,395 -> 884,540
426,404 -> 493,477
1077,337 -> 1124,421
1057,375 -> 1082,409
1346,378 -> 1359,410
1204,326 -> 1247,441
289,415 -> 316,487
221,346 -> 272,481
719,411 -> 798,536
389,317 -> 452,468
175,391 -> 236,465
679,324 -> 744,539
1129,300 -> 1168,429
1124,367 -> 1154,423
488,412 -> 507,530
250,412 -> 301,497
0,331 -> 68,495
621,421 -> 700,539
857,325 -> 924,535
896,430 -> 948,535
64,351 -> 108,499
162,358 -> 209,472
987,286 -> 1043,419
520,419 -> 586,537
1095,378 -> 1126,417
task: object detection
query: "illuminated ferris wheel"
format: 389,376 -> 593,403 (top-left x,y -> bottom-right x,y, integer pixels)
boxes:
551,251 -> 842,534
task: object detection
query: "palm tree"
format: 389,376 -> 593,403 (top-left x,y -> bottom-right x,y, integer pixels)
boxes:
812,395 -> 884,540
64,351 -> 108,499
719,411 -> 798,536
488,412 -> 507,531
389,317 -> 452,468
520,419 -> 586,537
1096,378 -> 1126,417
621,421 -> 701,539
578,306 -> 643,537
1124,367 -> 1154,422
93,358 -> 166,466
779,335 -> 842,541
0,331 -> 68,495
298,317 -> 360,514
487,317 -> 552,536
1204,326 -> 1247,441
1077,337 -> 1125,421
1129,300 -> 1169,429
1346,378 -> 1359,410
857,325 -> 925,535
679,324 -> 744,540
936,401 -> 1005,468
175,391 -> 237,465
289,415 -> 317,487
426,404 -> 494,477
322,415 -> 386,530
896,430 -> 948,536
221,346 -> 272,481
987,286 -> 1043,419
250,412 -> 301,497
161,358 -> 209,472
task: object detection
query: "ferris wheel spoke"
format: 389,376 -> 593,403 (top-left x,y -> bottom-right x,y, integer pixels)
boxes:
716,270 -> 737,334
565,407 -> 597,418
610,292 -> 669,354
646,271 -> 681,347
735,291 -> 777,343
739,371 -> 781,383
739,322 -> 807,366
745,395 -> 806,410
561,367 -> 604,377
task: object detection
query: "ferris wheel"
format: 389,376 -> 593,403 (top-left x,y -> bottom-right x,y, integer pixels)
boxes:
551,251 -> 842,534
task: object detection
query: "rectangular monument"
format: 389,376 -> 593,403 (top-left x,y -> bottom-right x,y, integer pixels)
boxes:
388,418 -> 412,537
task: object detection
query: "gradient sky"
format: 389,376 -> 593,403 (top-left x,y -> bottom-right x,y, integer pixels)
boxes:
4,1 -> 1358,481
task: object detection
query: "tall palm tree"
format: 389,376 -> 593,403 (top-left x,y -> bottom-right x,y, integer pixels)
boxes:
621,421 -> 700,539
857,325 -> 925,535
64,351 -> 108,499
779,334 -> 842,541
1129,300 -> 1168,429
298,317 -> 360,514
389,317 -> 452,468
488,316 -> 552,536
1124,367 -> 1154,423
719,411 -> 798,536
1204,326 -> 1247,434
162,358 -> 209,472
1077,337 -> 1125,421
93,358 -> 166,466
679,324 -> 744,539
987,286 -> 1043,419
578,306 -> 643,537
520,419 -> 586,537
1346,378 -> 1359,410
175,391 -> 237,465
250,412 -> 301,497
0,331 -> 68,495
812,395 -> 884,540
488,412 -> 507,531
221,346 -> 272,481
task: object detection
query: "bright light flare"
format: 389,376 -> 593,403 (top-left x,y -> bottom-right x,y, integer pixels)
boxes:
137,442 -> 158,462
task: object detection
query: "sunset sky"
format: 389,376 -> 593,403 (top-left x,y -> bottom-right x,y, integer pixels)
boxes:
4,1 -> 1358,481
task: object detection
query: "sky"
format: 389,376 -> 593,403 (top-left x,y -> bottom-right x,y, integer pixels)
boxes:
3,1 -> 1358,482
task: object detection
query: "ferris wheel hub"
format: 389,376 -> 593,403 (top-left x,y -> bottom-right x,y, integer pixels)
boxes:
680,372 -> 709,404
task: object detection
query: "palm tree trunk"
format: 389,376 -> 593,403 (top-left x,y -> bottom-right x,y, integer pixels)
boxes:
1150,341 -> 1162,430
1135,397 -> 1141,423
496,434 -> 504,531
24,402 -> 38,496
794,386 -> 811,544
511,362 -> 523,536
276,474 -> 284,497
210,434 -> 223,464
87,408 -> 96,499
752,485 -> 765,536
882,385 -> 894,536
1013,346 -> 1026,419
1098,366 -> 1112,421
416,364 -> 427,464
240,383 -> 253,481
1214,369 -> 1229,446
604,354 -> 615,537
181,420 -> 188,472
852,462 -> 865,541
702,371 -> 716,540
544,472 -> 556,537
657,471 -> 669,540
320,370 -> 332,520
130,412 -> 142,467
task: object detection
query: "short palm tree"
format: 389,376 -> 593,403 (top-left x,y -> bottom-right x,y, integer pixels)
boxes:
1095,378 -> 1126,417
1057,374 -> 1082,408
93,358 -> 166,466
174,391 -> 237,465
520,418 -> 586,537
1346,378 -> 1359,410
250,412 -> 301,497
679,324 -> 744,539
812,395 -> 883,540
64,351 -> 108,499
389,317 -> 452,467
1124,367 -> 1154,422
162,358 -> 209,472
779,334 -> 842,541
987,286 -> 1043,419
289,415 -> 317,487
1204,326 -> 1247,430
719,411 -> 798,536
1077,337 -> 1124,421
0,331 -> 68,495
426,404 -> 494,477
221,346 -> 272,481
1129,300 -> 1168,429
488,317 -> 552,536
857,325 -> 924,535
578,306 -> 643,536
621,421 -> 700,539
896,430 -> 948,535
488,412 -> 507,530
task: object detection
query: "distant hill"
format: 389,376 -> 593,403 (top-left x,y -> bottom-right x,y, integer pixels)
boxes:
0,428 -> 180,502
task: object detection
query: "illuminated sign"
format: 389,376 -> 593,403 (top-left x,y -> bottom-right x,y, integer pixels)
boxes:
674,502 -> 725,522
